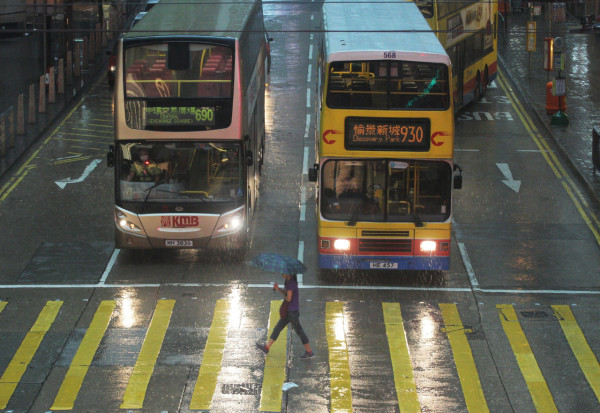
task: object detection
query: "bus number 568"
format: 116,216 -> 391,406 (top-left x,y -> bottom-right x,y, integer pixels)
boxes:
383,51 -> 396,59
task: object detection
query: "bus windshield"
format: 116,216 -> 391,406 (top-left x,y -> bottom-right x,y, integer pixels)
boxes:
320,159 -> 451,223
327,60 -> 449,110
123,42 -> 233,130
116,142 -> 244,204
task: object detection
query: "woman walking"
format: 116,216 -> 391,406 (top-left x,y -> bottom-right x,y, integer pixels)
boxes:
256,273 -> 315,359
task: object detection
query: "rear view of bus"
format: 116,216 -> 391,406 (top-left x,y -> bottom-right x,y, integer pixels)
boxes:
109,0 -> 268,252
310,0 -> 462,271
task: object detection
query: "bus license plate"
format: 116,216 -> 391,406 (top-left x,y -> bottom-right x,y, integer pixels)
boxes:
369,261 -> 398,269
165,240 -> 193,247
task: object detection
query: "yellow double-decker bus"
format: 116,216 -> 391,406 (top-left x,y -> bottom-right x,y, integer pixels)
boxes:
416,0 -> 498,108
309,0 -> 462,271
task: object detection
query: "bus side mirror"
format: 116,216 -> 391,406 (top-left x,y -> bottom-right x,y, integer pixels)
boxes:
246,151 -> 253,166
308,163 -> 319,182
107,145 -> 115,168
453,175 -> 462,189
453,163 -> 462,189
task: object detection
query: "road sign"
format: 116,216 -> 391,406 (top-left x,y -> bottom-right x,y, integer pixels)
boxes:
527,21 -> 536,52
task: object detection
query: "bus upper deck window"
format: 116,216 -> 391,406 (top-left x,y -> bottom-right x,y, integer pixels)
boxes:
168,43 -> 190,71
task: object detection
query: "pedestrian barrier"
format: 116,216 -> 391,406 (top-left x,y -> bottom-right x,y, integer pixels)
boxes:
593,126 -> 600,172
0,107 -> 15,158
546,81 -> 567,114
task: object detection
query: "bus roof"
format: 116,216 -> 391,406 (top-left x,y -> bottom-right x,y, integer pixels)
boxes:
123,0 -> 259,39
323,0 -> 449,65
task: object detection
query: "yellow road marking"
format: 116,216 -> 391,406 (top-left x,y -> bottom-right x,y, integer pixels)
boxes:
190,299 -> 231,410
0,301 -> 6,314
382,303 -> 421,412
326,301 -> 352,413
0,76 -> 105,203
440,303 -> 489,413
120,299 -> 175,409
51,300 -> 116,410
0,167 -> 32,201
497,304 -> 558,413
497,71 -> 600,247
258,300 -> 288,412
0,300 -> 63,409
552,305 -> 600,402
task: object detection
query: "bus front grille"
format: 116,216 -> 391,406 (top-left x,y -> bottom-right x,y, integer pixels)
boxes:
358,238 -> 412,253
361,230 -> 410,237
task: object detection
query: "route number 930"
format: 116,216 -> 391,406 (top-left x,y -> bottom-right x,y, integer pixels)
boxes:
383,52 -> 397,59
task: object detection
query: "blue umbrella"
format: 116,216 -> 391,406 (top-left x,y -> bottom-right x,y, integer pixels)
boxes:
250,253 -> 307,275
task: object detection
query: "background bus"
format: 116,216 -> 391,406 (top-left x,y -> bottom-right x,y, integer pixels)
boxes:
108,0 -> 268,253
309,0 -> 462,271
415,0 -> 498,109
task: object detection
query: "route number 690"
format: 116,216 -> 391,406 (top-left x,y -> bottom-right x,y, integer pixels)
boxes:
383,52 -> 396,59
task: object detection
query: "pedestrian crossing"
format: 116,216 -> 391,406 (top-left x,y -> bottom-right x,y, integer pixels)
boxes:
0,298 -> 599,411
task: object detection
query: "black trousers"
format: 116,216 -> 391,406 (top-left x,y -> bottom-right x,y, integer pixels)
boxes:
269,310 -> 309,345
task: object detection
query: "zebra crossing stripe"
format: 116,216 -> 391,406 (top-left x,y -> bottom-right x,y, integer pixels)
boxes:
0,300 -> 63,409
258,300 -> 288,412
552,305 -> 600,403
51,300 -> 116,410
120,299 -> 175,409
190,299 -> 231,410
326,301 -> 353,412
382,303 -> 421,412
440,303 -> 489,413
497,304 -> 558,413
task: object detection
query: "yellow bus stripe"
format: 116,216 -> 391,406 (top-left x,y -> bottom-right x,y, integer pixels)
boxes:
552,305 -> 600,402
0,300 -> 63,409
440,303 -> 489,413
382,303 -> 421,412
326,301 -> 353,412
120,299 -> 175,409
258,300 -> 288,412
497,304 -> 558,413
51,300 -> 116,410
190,299 -> 231,410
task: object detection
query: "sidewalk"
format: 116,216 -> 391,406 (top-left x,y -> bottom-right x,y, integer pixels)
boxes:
498,6 -> 600,203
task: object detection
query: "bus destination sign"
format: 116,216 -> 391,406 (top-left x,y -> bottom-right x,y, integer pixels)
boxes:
145,106 -> 216,127
345,117 -> 430,151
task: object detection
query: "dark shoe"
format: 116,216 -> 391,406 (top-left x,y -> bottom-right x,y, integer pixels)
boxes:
300,351 -> 315,359
256,341 -> 269,355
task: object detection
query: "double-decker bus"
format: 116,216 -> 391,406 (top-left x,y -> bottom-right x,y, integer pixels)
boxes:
415,0 -> 498,108
108,0 -> 269,252
309,0 -> 462,271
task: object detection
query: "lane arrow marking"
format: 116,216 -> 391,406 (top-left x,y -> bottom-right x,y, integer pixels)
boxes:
55,159 -> 102,189
496,163 -> 521,193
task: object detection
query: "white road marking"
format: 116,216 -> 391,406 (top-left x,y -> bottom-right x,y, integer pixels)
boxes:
458,242 -> 479,290
496,162 -> 521,193
55,159 -> 102,189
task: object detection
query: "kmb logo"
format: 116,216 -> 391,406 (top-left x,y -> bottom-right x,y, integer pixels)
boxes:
161,216 -> 199,227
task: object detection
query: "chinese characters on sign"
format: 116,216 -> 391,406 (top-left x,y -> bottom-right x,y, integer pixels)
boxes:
345,117 -> 430,151
145,106 -> 215,126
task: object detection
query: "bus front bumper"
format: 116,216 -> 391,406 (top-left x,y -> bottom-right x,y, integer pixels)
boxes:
319,254 -> 450,271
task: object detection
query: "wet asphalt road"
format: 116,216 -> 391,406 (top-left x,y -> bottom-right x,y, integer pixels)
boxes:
1,1 -> 600,412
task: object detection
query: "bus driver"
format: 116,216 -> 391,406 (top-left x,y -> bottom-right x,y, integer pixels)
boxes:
127,148 -> 162,182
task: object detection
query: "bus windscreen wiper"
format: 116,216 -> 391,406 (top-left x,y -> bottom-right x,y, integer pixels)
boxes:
412,210 -> 424,227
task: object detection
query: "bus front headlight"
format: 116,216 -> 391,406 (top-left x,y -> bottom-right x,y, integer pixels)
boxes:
420,240 -> 437,252
217,213 -> 243,233
333,239 -> 351,251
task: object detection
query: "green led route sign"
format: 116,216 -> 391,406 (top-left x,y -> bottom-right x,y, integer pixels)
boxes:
145,106 -> 215,127
345,117 -> 431,151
